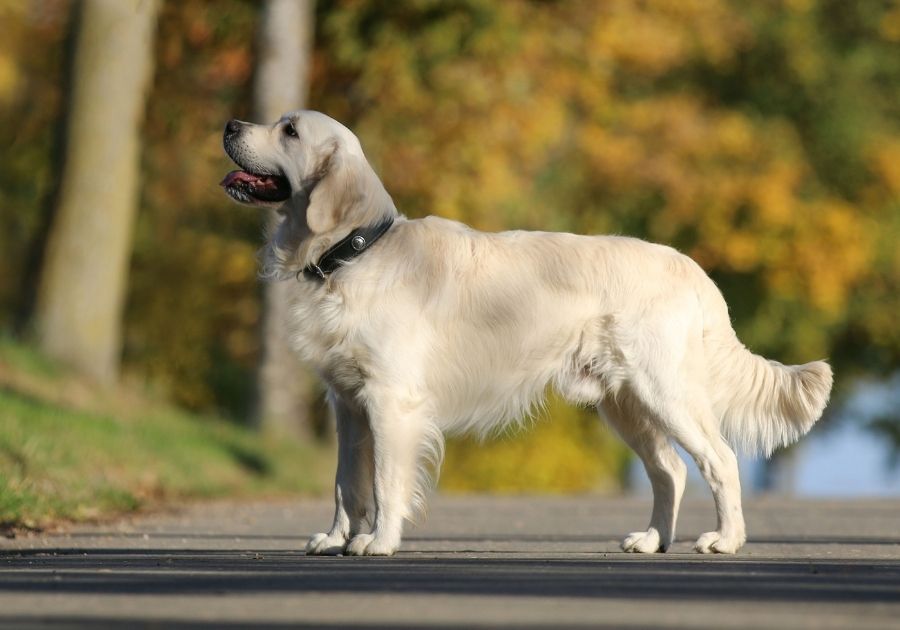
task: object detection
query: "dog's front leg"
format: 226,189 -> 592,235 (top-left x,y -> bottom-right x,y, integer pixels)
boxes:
306,392 -> 374,555
344,397 -> 423,556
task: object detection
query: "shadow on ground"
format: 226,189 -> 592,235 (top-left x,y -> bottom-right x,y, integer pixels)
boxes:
3,547 -> 899,604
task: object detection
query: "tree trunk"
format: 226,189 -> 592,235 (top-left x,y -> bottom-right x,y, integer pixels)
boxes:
35,0 -> 159,385
255,0 -> 317,439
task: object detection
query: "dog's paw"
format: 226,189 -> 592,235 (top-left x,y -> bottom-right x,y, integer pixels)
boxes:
345,533 -> 398,556
622,528 -> 664,553
305,532 -> 347,556
694,531 -> 745,554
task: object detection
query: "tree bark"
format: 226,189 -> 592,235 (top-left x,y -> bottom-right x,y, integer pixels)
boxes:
35,0 -> 159,385
255,0 -> 317,439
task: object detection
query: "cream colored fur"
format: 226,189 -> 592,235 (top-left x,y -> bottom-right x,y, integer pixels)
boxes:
223,110 -> 833,556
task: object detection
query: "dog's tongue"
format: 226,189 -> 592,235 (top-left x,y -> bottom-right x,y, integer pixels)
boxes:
220,170 -> 279,190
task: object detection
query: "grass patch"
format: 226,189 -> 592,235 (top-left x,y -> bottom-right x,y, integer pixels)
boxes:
0,339 -> 328,531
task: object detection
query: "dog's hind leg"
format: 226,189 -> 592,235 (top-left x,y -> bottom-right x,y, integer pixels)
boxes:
306,392 -> 375,556
666,397 -> 746,554
600,397 -> 687,553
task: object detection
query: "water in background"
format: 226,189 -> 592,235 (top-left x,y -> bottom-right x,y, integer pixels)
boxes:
788,419 -> 900,496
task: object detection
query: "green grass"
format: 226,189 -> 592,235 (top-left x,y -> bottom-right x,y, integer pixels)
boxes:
0,340 -> 327,530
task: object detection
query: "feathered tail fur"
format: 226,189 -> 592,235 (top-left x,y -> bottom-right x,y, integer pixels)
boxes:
705,329 -> 833,457
697,274 -> 834,457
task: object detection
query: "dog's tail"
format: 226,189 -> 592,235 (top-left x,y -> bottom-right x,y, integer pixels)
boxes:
700,291 -> 833,457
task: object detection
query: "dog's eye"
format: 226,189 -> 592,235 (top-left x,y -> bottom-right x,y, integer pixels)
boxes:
284,122 -> 298,138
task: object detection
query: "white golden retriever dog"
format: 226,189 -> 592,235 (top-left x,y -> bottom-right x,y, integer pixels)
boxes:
221,110 -> 833,556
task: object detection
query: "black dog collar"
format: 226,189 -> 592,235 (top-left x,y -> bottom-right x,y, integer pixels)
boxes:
300,217 -> 395,282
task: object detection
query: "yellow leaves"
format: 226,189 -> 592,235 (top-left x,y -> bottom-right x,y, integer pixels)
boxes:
472,152 -> 517,226
716,114 -> 757,159
759,201 -> 873,317
518,94 -> 566,162
721,232 -> 759,272
589,6 -> 688,77
578,125 -> 643,190
585,0 -> 749,76
880,2 -> 900,41
868,139 -> 900,196
0,52 -> 18,106
811,202 -> 872,310
752,162 -> 802,228
0,1 -> 27,108
714,196 -> 872,320
569,82 -> 873,323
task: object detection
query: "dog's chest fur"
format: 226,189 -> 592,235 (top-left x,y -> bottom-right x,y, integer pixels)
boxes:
285,280 -> 372,394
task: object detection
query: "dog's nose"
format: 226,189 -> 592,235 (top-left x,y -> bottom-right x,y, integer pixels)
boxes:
224,119 -> 243,137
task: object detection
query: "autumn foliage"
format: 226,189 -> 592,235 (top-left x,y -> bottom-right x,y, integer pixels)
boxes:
1,1 -> 899,487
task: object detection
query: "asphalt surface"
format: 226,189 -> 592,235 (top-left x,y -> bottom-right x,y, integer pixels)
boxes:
1,495 -> 899,629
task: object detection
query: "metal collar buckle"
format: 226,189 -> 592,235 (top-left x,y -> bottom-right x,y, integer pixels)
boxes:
302,264 -> 326,281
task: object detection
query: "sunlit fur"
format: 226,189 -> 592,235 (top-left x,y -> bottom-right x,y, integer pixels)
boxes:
223,110 -> 833,557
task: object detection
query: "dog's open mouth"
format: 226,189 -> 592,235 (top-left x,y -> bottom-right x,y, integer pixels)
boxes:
220,170 -> 292,205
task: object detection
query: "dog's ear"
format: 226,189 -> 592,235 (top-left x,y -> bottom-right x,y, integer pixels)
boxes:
305,140 -> 353,234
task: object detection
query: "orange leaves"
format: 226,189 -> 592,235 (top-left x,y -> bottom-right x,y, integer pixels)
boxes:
207,48 -> 252,87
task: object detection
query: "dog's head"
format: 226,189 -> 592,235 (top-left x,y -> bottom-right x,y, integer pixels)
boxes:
221,110 -> 396,274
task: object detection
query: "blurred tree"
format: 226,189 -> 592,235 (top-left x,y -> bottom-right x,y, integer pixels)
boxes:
123,0 -> 260,415
34,0 -> 159,384
254,0 -> 318,440
0,1 -> 70,332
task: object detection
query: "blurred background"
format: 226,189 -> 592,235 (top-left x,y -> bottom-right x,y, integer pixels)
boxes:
1,0 -> 899,530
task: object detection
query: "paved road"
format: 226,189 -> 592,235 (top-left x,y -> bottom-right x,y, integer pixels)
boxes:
1,495 -> 899,628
